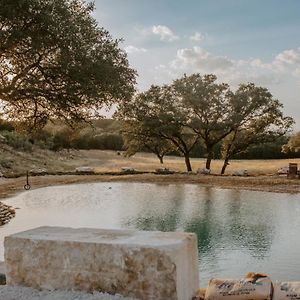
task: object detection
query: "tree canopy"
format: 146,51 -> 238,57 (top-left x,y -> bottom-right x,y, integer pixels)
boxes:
118,85 -> 199,171
119,74 -> 294,173
220,83 -> 294,174
173,74 -> 234,169
0,0 -> 136,131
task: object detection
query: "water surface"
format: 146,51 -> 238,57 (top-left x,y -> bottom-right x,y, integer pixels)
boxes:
1,182 -> 300,287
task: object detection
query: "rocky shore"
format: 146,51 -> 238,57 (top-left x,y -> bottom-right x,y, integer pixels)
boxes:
0,203 -> 15,226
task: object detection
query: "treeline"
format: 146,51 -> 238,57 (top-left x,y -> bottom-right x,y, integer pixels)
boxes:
1,116 -> 299,164
0,119 -> 123,152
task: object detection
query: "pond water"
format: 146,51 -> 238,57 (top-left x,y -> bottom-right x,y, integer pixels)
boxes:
1,182 -> 300,287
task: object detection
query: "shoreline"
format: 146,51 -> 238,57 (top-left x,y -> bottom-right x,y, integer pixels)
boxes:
0,173 -> 300,202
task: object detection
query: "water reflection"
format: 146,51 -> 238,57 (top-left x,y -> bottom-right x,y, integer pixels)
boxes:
1,182 -> 300,286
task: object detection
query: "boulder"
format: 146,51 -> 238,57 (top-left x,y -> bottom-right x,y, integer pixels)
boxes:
75,167 -> 95,173
277,166 -> 289,175
197,168 -> 211,175
232,169 -> 248,176
121,167 -> 137,173
155,167 -> 174,174
30,168 -> 48,175
5,226 -> 199,300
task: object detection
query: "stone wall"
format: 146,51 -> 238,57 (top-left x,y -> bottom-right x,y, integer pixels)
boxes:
4,226 -> 199,300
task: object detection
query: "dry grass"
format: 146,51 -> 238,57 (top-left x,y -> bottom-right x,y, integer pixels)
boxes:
1,146 -> 300,176
70,150 -> 300,176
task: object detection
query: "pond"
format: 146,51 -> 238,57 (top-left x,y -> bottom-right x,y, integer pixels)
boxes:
1,182 -> 300,287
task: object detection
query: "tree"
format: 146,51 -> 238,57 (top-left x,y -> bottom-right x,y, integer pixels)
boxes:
118,85 -> 199,172
0,0 -> 136,131
220,83 -> 294,174
122,121 -> 173,164
173,74 -> 235,170
282,132 -> 300,153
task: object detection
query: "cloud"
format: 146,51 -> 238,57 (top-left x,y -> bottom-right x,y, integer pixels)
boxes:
152,46 -> 300,89
190,32 -> 204,42
274,48 -> 300,65
151,25 -> 179,42
124,45 -> 147,54
170,46 -> 234,72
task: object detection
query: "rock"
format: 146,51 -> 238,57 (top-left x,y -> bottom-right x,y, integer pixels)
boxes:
277,166 -> 289,175
5,226 -> 199,300
232,169 -> 248,176
197,168 -> 211,175
155,167 -> 174,174
0,285 -> 137,300
75,167 -> 95,173
30,168 -> 48,175
121,167 -> 137,173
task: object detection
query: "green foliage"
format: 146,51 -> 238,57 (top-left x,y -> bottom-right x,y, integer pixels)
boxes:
282,132 -> 300,153
0,130 -> 33,151
119,74 -> 294,172
118,85 -> 199,171
173,74 -> 234,169
0,119 -> 14,131
0,0 -> 136,131
236,136 -> 300,159
220,83 -> 294,174
122,121 -> 173,163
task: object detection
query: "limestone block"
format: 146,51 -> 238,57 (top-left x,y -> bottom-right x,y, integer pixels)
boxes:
4,226 -> 199,300
75,166 -> 95,173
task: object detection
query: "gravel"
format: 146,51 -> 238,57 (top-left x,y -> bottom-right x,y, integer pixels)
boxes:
0,286 -> 137,300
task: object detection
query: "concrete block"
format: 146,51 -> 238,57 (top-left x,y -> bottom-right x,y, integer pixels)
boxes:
4,226 -> 199,300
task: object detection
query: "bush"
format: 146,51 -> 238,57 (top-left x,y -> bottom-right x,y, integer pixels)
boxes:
0,130 -> 33,151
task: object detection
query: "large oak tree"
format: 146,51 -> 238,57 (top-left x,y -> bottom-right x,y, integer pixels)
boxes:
119,85 -> 199,172
0,0 -> 136,131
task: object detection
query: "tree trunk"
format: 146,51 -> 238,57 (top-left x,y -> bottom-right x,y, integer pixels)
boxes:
221,157 -> 230,175
184,153 -> 192,172
158,155 -> 164,164
206,150 -> 213,170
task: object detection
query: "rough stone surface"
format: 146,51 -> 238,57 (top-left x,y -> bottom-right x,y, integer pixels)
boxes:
4,226 -> 199,300
0,286 -> 137,300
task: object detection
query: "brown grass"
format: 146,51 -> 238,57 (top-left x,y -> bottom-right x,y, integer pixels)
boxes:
71,150 -> 300,176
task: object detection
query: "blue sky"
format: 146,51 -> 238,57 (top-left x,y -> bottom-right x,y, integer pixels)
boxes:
94,0 -> 300,129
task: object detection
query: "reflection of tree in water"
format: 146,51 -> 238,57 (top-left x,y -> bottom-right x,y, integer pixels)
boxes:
125,185 -> 185,232
226,190 -> 274,258
184,188 -> 222,256
125,186 -> 275,260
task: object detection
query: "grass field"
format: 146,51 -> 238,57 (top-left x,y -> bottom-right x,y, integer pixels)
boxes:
70,150 -> 300,176
1,145 -> 300,176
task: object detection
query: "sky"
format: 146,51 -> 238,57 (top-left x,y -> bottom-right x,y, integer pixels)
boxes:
93,0 -> 300,129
